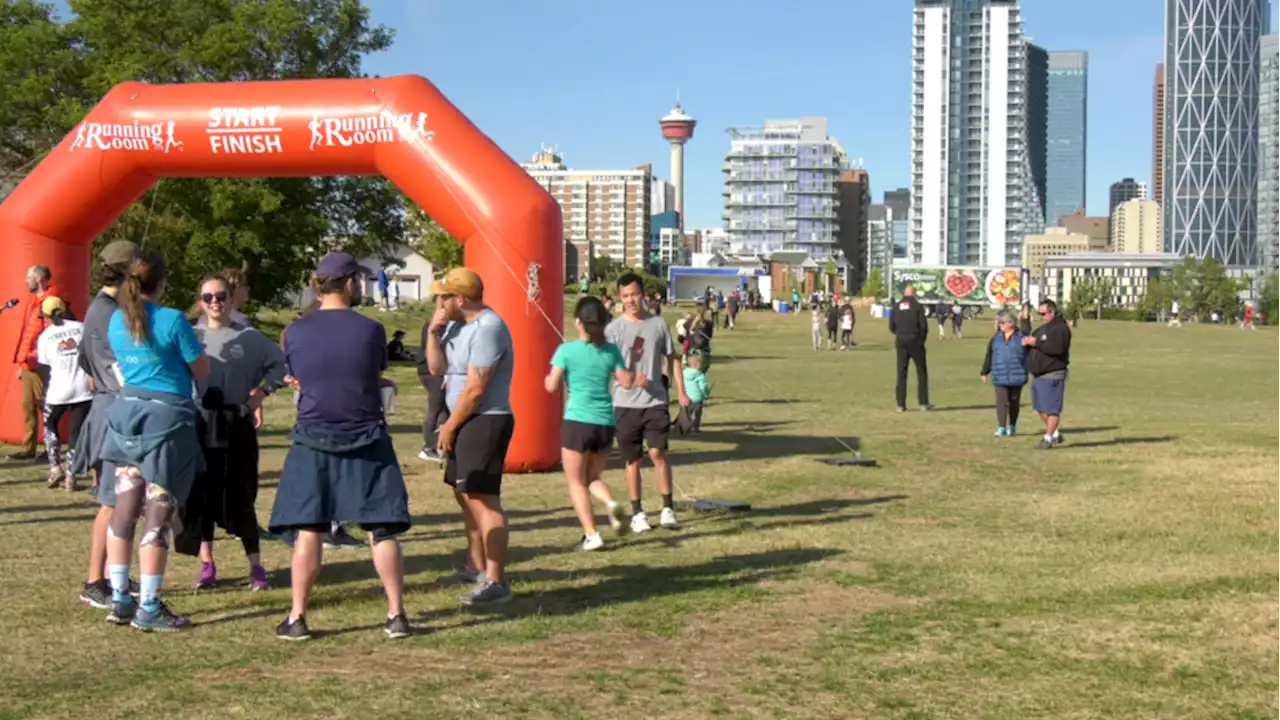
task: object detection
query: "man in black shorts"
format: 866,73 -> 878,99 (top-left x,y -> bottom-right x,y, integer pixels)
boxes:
426,268 -> 516,606
606,273 -> 691,533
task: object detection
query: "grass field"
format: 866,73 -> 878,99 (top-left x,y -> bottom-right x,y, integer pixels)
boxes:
0,305 -> 1275,719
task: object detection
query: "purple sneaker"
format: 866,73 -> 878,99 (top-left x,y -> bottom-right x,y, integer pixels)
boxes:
196,561 -> 216,590
249,565 -> 270,592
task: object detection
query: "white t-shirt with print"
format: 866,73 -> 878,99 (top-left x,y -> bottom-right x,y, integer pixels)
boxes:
37,320 -> 93,405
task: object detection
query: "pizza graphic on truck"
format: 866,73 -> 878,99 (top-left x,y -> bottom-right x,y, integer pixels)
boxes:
889,266 -> 1023,307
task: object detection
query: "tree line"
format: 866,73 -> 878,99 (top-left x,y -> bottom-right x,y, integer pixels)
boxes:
0,0 -> 453,306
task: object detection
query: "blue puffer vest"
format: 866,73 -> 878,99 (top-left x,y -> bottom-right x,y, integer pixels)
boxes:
990,330 -> 1028,387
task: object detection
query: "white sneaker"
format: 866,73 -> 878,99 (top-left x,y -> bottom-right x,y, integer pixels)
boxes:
607,502 -> 630,536
630,512 -> 652,533
659,507 -> 679,529
577,533 -> 604,552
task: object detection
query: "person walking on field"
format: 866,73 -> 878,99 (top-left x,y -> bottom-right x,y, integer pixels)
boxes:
544,296 -> 640,551
607,272 -> 692,532
979,311 -> 1029,437
839,303 -> 855,349
1023,299 -> 1072,449
890,286 -> 932,412
12,264 -> 59,461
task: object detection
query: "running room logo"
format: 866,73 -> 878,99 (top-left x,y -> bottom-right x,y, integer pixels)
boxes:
69,120 -> 183,153
307,110 -> 434,150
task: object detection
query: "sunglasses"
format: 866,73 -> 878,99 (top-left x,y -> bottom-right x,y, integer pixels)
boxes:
201,291 -> 229,304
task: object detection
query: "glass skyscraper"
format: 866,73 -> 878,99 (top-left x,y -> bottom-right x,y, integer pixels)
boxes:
1045,51 -> 1088,223
1260,33 -> 1278,270
1164,0 -> 1270,266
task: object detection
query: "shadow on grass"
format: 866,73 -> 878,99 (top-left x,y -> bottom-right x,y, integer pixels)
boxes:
0,502 -> 93,515
924,404 -> 992,412
716,398 -> 812,406
0,512 -> 99,526
1064,426 -> 1120,434
658,429 -> 861,466
1056,436 -> 1176,450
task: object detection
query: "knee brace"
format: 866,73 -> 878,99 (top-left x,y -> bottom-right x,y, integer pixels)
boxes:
139,484 -> 177,549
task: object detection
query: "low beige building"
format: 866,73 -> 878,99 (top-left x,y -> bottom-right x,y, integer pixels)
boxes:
1057,209 -> 1109,250
1022,227 -> 1092,284
1110,199 -> 1162,254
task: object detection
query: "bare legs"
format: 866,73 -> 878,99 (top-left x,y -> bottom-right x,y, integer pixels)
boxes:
564,449 -> 619,536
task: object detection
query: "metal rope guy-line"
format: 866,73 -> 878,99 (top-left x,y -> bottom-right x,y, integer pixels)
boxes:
0,75 -> 564,472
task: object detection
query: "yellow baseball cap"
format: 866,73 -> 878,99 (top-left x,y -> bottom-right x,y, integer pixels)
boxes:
430,268 -> 484,301
40,296 -> 67,317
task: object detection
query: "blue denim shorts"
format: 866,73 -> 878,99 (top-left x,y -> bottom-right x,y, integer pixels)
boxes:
1031,376 -> 1067,416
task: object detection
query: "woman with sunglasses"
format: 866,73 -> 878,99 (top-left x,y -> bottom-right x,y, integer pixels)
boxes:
181,276 -> 287,591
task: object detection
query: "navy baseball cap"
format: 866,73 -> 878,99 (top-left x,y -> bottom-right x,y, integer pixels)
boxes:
315,252 -> 372,279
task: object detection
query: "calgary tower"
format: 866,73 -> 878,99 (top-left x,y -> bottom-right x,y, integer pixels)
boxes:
659,99 -> 695,230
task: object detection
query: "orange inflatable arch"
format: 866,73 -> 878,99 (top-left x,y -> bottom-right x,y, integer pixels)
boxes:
0,75 -> 563,472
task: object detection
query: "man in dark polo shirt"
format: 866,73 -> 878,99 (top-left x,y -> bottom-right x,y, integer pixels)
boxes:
1023,299 -> 1072,449
270,252 -> 410,640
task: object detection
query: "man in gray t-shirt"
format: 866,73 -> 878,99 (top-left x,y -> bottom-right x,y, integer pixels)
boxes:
440,309 -> 514,415
607,273 -> 690,534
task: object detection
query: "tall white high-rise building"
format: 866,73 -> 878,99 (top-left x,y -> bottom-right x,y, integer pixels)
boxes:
910,0 -> 1042,267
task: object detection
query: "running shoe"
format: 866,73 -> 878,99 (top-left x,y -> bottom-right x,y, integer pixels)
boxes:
105,599 -> 136,625
994,426 -> 1008,437
576,533 -> 604,552
249,565 -> 270,592
607,502 -> 630,536
417,448 -> 443,463
276,615 -> 311,641
1035,438 -> 1055,450
459,579 -> 512,606
1008,424 -> 1018,437
1052,431 -> 1064,445
435,566 -> 481,587
196,561 -> 217,591
79,580 -> 112,610
46,465 -> 64,489
629,512 -> 653,534
659,507 -> 680,529
324,525 -> 364,549
132,602 -> 193,632
384,613 -> 411,639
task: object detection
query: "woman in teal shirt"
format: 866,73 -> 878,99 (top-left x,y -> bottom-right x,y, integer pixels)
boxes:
544,297 -> 641,551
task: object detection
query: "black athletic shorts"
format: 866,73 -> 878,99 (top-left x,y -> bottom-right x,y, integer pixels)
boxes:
615,406 -> 671,463
561,420 -> 615,453
444,413 -> 515,496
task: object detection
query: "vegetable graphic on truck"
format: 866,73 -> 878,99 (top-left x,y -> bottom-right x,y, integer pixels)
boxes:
889,267 -> 1024,307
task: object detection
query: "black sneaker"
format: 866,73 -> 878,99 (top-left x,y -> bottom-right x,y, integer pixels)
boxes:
1035,438 -> 1055,450
1051,432 -> 1065,445
385,613 -> 411,639
324,525 -> 365,549
276,615 -> 311,641
79,580 -> 112,609
106,599 -> 136,625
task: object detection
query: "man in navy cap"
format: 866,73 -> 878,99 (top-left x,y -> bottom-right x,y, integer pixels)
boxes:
268,252 -> 411,641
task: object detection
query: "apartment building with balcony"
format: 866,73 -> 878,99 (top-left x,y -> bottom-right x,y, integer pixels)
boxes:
521,146 -> 652,282
910,0 -> 1043,267
721,117 -> 848,258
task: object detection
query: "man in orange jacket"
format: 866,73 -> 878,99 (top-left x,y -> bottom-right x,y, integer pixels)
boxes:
12,265 -> 57,461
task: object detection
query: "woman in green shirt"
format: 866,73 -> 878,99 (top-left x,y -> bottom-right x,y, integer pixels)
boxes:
544,297 -> 642,551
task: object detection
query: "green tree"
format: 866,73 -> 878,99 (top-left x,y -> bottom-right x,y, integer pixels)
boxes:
589,255 -> 624,282
1140,276 -> 1175,321
1066,276 -> 1097,322
405,204 -> 463,269
2,0 -> 404,304
862,266 -> 884,299
1259,273 -> 1278,325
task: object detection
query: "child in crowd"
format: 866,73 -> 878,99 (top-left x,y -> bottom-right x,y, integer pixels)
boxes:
545,296 -> 640,552
810,305 -> 824,351
37,297 -> 92,491
951,304 -> 965,339
839,304 -> 855,350
824,303 -> 839,349
681,351 -> 710,432
979,311 -> 1029,437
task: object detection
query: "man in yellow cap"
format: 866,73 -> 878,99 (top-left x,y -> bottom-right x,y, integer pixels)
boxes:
425,267 -> 516,606
35,296 -> 92,490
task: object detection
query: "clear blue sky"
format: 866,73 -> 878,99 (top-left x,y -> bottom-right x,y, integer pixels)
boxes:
50,0 -> 1278,228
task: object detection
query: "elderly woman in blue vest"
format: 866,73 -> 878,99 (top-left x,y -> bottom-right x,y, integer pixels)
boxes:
99,250 -> 210,631
979,311 -> 1029,437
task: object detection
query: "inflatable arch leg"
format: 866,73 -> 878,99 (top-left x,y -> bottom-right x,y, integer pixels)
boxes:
0,75 -> 563,472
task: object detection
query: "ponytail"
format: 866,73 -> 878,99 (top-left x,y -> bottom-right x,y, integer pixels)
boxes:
573,296 -> 610,346
118,250 -> 167,344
